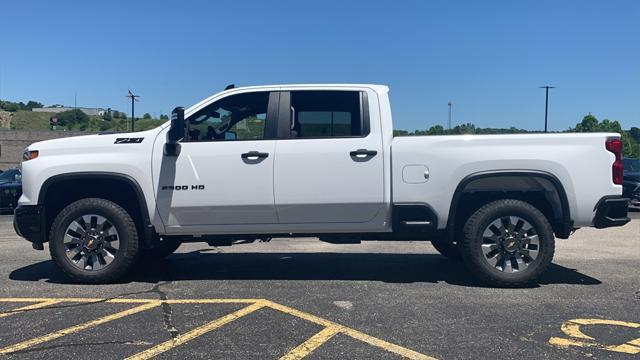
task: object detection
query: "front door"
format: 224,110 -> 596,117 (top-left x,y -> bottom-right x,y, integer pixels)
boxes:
153,91 -> 279,229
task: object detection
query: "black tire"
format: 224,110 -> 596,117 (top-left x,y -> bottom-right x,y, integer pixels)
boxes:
141,238 -> 182,261
49,198 -> 139,283
461,199 -> 555,287
430,237 -> 462,260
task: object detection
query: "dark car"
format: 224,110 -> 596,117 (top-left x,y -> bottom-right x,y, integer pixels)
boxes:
0,168 -> 22,213
623,158 -> 640,208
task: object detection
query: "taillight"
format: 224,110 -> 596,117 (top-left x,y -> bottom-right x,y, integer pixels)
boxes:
605,138 -> 623,185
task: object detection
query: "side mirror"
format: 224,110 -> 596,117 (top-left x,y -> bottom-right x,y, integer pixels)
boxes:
165,107 -> 185,156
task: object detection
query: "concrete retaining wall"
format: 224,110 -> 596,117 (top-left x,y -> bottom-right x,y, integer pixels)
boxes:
0,130 -> 91,170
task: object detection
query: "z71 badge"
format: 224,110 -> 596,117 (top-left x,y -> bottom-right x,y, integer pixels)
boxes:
114,137 -> 144,144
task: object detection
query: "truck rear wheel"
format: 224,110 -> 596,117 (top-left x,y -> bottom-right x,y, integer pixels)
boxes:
49,198 -> 139,283
461,199 -> 555,287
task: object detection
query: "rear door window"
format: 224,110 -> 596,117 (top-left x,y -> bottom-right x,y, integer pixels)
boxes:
289,91 -> 367,138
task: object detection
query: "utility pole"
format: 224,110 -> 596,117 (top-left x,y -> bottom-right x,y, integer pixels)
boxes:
539,86 -> 555,133
126,90 -> 140,132
74,91 -> 77,109
448,101 -> 452,130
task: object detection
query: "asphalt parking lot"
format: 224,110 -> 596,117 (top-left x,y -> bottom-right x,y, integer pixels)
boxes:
0,213 -> 638,359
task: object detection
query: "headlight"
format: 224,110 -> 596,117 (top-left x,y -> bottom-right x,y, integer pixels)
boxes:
22,149 -> 39,161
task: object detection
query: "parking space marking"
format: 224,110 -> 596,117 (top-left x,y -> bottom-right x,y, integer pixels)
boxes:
0,301 -> 161,355
549,318 -> 640,355
280,325 -> 342,360
264,300 -> 436,360
126,301 -> 267,360
0,300 -> 61,319
0,298 -> 436,359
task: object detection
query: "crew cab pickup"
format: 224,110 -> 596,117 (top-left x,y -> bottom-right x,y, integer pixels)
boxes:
14,84 -> 631,285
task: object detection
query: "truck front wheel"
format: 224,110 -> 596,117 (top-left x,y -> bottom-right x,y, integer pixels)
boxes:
461,199 -> 555,287
49,198 -> 139,283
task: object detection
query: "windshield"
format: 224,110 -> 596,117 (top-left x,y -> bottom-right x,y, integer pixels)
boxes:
0,169 -> 21,184
623,158 -> 640,172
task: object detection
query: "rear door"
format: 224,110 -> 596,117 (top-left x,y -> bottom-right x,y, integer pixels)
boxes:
273,90 -> 385,226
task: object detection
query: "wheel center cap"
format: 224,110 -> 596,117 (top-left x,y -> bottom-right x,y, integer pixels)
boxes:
84,233 -> 101,251
503,237 -> 518,252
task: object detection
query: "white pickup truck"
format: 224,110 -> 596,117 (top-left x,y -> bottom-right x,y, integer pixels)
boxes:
14,84 -> 630,286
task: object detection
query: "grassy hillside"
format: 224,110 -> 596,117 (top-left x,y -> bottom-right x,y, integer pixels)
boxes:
11,110 -> 56,130
9,110 -> 166,132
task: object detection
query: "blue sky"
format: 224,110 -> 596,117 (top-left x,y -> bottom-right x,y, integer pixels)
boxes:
1,0 -> 638,131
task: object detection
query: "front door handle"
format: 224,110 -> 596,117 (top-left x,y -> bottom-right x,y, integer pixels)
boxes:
350,149 -> 378,157
241,151 -> 269,159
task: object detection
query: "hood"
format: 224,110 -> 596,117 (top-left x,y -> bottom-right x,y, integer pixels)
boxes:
26,127 -> 163,153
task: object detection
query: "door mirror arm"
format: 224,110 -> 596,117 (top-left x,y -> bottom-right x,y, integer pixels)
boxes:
165,107 -> 185,156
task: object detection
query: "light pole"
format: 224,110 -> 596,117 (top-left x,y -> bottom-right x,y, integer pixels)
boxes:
126,90 -> 140,132
448,101 -> 452,130
540,86 -> 555,133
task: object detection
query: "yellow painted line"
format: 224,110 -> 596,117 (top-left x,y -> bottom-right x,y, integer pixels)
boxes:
561,318 -> 640,340
0,298 -> 262,304
550,318 -> 640,355
0,301 -> 161,355
343,328 -> 437,360
280,325 -> 342,360
263,300 -> 338,328
550,336 -> 640,355
164,299 -> 263,304
0,300 -> 60,319
0,297 -> 437,359
126,301 -> 266,360
264,301 -> 436,360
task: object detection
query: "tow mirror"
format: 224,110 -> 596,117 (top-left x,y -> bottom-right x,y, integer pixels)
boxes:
165,106 -> 185,156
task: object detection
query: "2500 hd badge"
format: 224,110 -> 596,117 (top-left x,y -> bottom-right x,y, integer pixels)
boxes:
161,185 -> 205,191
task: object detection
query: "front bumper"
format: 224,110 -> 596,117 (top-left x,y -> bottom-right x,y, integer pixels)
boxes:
593,196 -> 630,229
13,205 -> 45,249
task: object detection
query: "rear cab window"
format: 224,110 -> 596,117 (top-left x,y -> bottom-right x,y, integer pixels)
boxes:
289,91 -> 369,139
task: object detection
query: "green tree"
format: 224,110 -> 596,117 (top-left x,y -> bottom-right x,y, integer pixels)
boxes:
143,113 -> 152,119
629,127 -> 640,143
574,114 -> 600,132
56,109 -> 89,129
427,125 -> 445,135
572,114 -> 640,158
0,101 -> 20,112
25,101 -> 44,110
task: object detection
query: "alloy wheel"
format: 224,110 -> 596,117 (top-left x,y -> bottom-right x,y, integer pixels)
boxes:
63,214 -> 120,271
480,216 -> 540,273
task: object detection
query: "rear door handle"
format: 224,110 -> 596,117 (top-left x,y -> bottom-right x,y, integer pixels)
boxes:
241,151 -> 269,159
350,149 -> 378,157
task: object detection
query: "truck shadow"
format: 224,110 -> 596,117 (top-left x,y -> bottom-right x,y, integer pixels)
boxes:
10,250 -> 602,288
